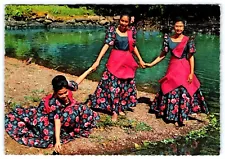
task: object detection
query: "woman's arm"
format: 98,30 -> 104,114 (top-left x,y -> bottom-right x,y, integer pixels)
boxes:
188,55 -> 194,83
145,51 -> 167,67
75,67 -> 93,85
133,46 -> 146,68
75,44 -> 110,85
91,44 -> 109,70
54,119 -> 61,153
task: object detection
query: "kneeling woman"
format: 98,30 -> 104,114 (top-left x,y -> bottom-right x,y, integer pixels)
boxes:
5,67 -> 100,152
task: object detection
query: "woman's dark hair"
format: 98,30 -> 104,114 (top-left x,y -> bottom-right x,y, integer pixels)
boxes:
52,75 -> 68,93
173,16 -> 185,25
120,8 -> 132,21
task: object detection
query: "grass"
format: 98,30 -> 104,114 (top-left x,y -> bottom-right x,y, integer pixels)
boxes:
96,114 -> 152,133
24,89 -> 45,103
132,113 -> 220,154
6,101 -> 20,110
5,5 -> 95,18
89,134 -> 105,142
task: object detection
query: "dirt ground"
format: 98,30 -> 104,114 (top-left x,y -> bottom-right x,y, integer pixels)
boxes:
4,57 -> 209,155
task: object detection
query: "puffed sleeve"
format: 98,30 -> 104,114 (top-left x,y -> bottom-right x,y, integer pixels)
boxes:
47,98 -> 63,120
104,25 -> 116,46
68,80 -> 78,91
161,33 -> 169,53
53,107 -> 62,120
188,35 -> 196,54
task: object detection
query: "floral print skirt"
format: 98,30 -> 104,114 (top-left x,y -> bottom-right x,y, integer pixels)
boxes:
90,69 -> 137,113
150,86 -> 209,124
5,103 -> 100,148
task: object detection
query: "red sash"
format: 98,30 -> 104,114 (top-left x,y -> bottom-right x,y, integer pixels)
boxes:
106,29 -> 138,79
172,36 -> 189,58
43,90 -> 76,113
159,36 -> 200,97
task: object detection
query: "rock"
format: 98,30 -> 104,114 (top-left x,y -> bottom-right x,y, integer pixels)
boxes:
82,21 -> 87,25
44,19 -> 52,24
99,16 -> 106,21
31,15 -> 37,20
88,16 -> 100,22
66,19 -> 75,24
36,18 -> 45,22
99,19 -> 109,26
75,17 -> 90,22
113,16 -> 120,20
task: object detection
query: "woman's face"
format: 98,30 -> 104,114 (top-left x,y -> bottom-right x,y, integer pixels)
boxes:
174,21 -> 184,35
56,87 -> 69,104
119,15 -> 130,32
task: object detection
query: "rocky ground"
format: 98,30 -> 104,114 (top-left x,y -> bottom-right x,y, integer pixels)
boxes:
4,57 -> 209,155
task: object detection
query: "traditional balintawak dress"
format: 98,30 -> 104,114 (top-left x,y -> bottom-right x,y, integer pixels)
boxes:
90,26 -> 139,113
5,81 -> 100,148
150,34 -> 209,124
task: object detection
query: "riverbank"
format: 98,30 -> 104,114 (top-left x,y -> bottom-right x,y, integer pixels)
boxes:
4,56 -> 210,155
5,12 -> 220,35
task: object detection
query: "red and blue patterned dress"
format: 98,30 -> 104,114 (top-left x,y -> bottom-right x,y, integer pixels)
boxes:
150,34 -> 209,124
5,81 -> 100,148
89,26 -> 138,113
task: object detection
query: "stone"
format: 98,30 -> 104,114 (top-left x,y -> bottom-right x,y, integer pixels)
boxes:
88,16 -> 99,22
99,16 -> 106,21
44,19 -> 53,24
99,19 -> 109,26
66,19 -> 75,24
75,17 -> 89,22
113,16 -> 120,20
36,18 -> 45,22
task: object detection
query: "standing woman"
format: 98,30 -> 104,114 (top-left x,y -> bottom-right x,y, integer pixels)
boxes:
146,17 -> 209,126
90,10 -> 146,122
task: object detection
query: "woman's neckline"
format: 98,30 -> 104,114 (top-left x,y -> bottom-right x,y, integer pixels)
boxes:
170,35 -> 184,43
116,28 -> 128,37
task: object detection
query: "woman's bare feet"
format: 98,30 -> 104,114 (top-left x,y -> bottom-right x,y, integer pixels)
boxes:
119,111 -> 126,116
112,112 -> 118,122
174,122 -> 179,127
183,119 -> 188,126
189,113 -> 197,118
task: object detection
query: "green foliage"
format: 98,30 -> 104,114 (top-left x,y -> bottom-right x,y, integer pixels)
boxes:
89,134 -> 104,142
31,89 -> 45,94
24,95 -> 41,102
135,121 -> 152,131
96,114 -> 115,127
160,138 -> 175,144
96,114 -> 152,133
131,113 -> 220,155
185,113 -> 219,141
4,4 -> 220,22
5,5 -> 95,17
24,89 -> 45,103
7,101 -> 20,110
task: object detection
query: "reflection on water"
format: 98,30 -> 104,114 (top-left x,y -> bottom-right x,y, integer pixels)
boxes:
4,28 -> 220,155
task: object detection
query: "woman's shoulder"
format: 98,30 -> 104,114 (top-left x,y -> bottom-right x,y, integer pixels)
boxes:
107,25 -> 116,33
163,33 -> 170,41
42,94 -> 56,105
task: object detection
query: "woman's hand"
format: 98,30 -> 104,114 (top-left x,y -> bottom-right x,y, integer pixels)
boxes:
139,60 -> 146,68
54,142 -> 62,153
188,73 -> 194,84
145,63 -> 153,67
91,61 -> 100,71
